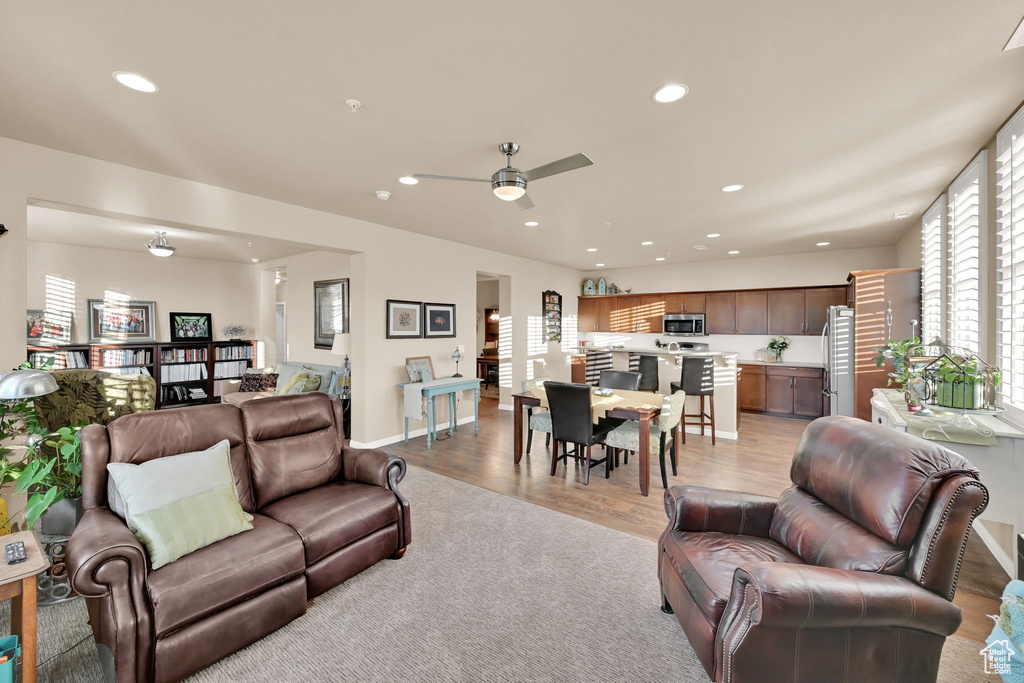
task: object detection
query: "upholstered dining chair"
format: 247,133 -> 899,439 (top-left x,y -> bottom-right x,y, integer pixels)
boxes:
546,381 -> 614,485
521,377 -> 551,454
599,370 -> 642,391
605,390 -> 685,488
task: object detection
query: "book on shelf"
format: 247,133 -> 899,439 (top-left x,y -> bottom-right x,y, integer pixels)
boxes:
213,360 -> 248,379
160,363 -> 208,383
215,345 -> 253,360
104,366 -> 151,377
29,350 -> 89,370
100,349 -> 152,367
160,348 -> 208,363
162,384 -> 207,403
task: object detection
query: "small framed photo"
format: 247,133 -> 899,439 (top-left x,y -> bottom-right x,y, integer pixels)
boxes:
169,312 -> 213,342
387,300 -> 422,338
88,299 -> 156,343
423,302 -> 456,338
27,309 -> 73,345
406,356 -> 435,382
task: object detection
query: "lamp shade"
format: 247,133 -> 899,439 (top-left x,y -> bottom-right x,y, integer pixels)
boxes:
0,370 -> 59,400
331,333 -> 351,356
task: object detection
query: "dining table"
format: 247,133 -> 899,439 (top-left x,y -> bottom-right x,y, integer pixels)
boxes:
512,387 -> 666,496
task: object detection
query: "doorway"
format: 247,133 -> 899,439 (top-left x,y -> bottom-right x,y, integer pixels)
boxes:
476,274 -> 500,401
275,302 -> 287,364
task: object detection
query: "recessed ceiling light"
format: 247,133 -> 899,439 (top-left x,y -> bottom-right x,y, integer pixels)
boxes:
706,233 -> 720,238
721,184 -> 744,193
641,241 -> 653,246
893,211 -> 912,220
652,84 -> 689,103
816,242 -> 830,246
692,245 -> 707,250
398,176 -> 418,185
112,71 -> 158,93
728,250 -> 739,255
587,248 -> 598,252
655,257 -> 666,261
595,263 -> 605,267
525,221 -> 539,227
251,257 -> 260,263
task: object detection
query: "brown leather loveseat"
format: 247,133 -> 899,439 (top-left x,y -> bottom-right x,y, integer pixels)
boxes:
68,393 -> 411,682
659,416 -> 988,683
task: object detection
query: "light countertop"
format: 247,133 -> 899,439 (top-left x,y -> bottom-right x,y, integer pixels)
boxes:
871,388 -> 1024,438
578,346 -> 737,357
737,358 -> 824,369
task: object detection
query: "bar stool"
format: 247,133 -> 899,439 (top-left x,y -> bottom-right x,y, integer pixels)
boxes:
671,356 -> 715,445
637,354 -> 660,392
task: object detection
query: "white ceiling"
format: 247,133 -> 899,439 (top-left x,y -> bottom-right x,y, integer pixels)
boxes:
27,205 -> 321,264
2,2 -> 1024,271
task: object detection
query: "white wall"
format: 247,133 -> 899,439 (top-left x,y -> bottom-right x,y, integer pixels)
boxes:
583,246 -> 895,294
26,241 -> 259,343
895,223 -> 922,268
0,136 -> 582,447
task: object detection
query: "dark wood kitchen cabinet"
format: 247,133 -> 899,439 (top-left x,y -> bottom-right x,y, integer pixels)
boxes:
735,291 -> 767,334
577,296 -> 618,332
663,293 -> 705,315
636,295 -> 665,333
744,365 -> 825,419
804,286 -> 847,335
705,292 -> 736,334
738,364 -> 766,411
767,289 -> 806,336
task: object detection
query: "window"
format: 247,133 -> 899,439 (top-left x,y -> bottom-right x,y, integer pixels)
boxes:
996,107 -> 1024,410
946,151 -> 987,354
920,196 -> 945,345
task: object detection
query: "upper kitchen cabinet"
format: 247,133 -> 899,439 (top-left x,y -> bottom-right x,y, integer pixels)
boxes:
735,291 -> 768,335
577,296 -> 618,332
705,292 -> 736,334
804,286 -> 848,335
636,295 -> 665,333
664,293 -> 706,314
767,289 -> 806,336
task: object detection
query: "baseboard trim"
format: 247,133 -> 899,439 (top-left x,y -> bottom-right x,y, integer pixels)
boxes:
351,416 -> 478,450
497,403 -> 513,411
682,426 -> 738,441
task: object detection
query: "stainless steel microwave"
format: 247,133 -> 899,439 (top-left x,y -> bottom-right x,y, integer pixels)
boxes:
663,313 -> 706,336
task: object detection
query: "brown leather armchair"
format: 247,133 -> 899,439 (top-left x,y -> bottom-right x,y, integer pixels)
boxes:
658,416 -> 988,683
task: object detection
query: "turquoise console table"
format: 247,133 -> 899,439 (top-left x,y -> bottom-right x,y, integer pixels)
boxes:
398,375 -> 483,449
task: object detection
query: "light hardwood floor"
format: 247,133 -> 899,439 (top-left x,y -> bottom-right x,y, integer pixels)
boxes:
386,398 -> 1005,642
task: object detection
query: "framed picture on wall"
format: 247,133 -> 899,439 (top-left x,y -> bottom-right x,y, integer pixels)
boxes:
169,312 -> 213,342
386,299 -> 422,338
423,302 -> 456,338
314,278 -> 350,349
27,309 -> 72,345
87,299 -> 156,343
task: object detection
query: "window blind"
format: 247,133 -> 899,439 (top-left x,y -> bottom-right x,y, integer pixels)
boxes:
996,107 -> 1024,410
920,196 -> 945,345
946,151 -> 987,354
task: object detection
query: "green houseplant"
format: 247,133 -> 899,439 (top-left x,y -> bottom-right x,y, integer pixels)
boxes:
14,424 -> 83,531
767,336 -> 790,362
929,356 -> 999,411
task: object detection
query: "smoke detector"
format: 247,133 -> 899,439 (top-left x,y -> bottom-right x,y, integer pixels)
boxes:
375,190 -> 391,201
346,99 -> 362,114
893,211 -> 912,220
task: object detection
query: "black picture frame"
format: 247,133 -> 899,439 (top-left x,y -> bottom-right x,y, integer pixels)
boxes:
386,300 -> 423,338
423,302 -> 456,338
169,312 -> 213,342
314,278 -> 350,349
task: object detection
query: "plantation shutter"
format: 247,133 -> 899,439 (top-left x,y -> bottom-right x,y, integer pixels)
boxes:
946,151 -> 987,354
996,106 -> 1024,409
921,196 -> 945,345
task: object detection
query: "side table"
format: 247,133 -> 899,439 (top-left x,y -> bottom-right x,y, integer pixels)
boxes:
0,531 -> 51,683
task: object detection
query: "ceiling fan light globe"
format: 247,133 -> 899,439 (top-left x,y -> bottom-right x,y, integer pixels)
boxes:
491,168 -> 527,201
148,246 -> 175,257
493,185 -> 526,201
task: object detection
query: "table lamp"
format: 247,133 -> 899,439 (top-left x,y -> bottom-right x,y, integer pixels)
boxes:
451,347 -> 465,378
0,369 -> 59,401
331,333 -> 351,398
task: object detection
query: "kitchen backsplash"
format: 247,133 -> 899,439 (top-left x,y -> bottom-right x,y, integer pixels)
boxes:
582,332 -> 825,365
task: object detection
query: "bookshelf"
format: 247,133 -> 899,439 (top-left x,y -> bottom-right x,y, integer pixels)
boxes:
26,340 -> 257,410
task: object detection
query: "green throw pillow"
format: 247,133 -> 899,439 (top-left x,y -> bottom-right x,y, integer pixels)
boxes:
131,483 -> 252,569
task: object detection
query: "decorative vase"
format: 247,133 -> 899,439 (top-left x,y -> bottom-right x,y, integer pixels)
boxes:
767,348 -> 782,363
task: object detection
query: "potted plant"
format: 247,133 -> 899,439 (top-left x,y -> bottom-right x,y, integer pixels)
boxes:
872,337 -> 921,373
929,356 -> 999,411
767,336 -> 790,362
13,424 -> 83,535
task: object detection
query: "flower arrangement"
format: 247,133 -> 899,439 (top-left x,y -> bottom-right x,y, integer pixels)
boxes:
767,336 -> 790,362
221,323 -> 248,339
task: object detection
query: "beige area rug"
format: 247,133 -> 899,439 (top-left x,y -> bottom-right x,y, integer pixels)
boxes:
0,466 -> 1003,682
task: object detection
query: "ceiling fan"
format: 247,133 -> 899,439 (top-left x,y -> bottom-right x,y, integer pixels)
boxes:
413,143 -> 593,210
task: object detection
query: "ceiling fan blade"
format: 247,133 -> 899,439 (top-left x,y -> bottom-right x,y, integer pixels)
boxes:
516,194 -> 536,211
521,153 -> 593,182
412,174 -> 490,183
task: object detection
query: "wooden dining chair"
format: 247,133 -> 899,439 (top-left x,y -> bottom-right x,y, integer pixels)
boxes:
521,377 -> 551,454
671,356 -> 716,445
604,390 -> 685,489
545,381 -> 615,485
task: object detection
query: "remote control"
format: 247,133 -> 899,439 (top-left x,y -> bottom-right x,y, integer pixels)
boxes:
5,541 -> 26,565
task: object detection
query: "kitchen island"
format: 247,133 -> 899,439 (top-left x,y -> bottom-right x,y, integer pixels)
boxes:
573,346 -> 741,439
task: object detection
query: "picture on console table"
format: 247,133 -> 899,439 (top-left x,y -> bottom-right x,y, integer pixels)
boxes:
169,312 -> 212,342
386,299 -> 422,338
87,299 -> 156,343
423,302 -> 456,338
314,278 -> 350,349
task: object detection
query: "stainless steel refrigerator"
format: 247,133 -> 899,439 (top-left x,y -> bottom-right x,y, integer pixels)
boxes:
821,305 -> 856,417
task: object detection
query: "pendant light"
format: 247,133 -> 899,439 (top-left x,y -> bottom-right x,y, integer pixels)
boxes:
147,231 -> 175,257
